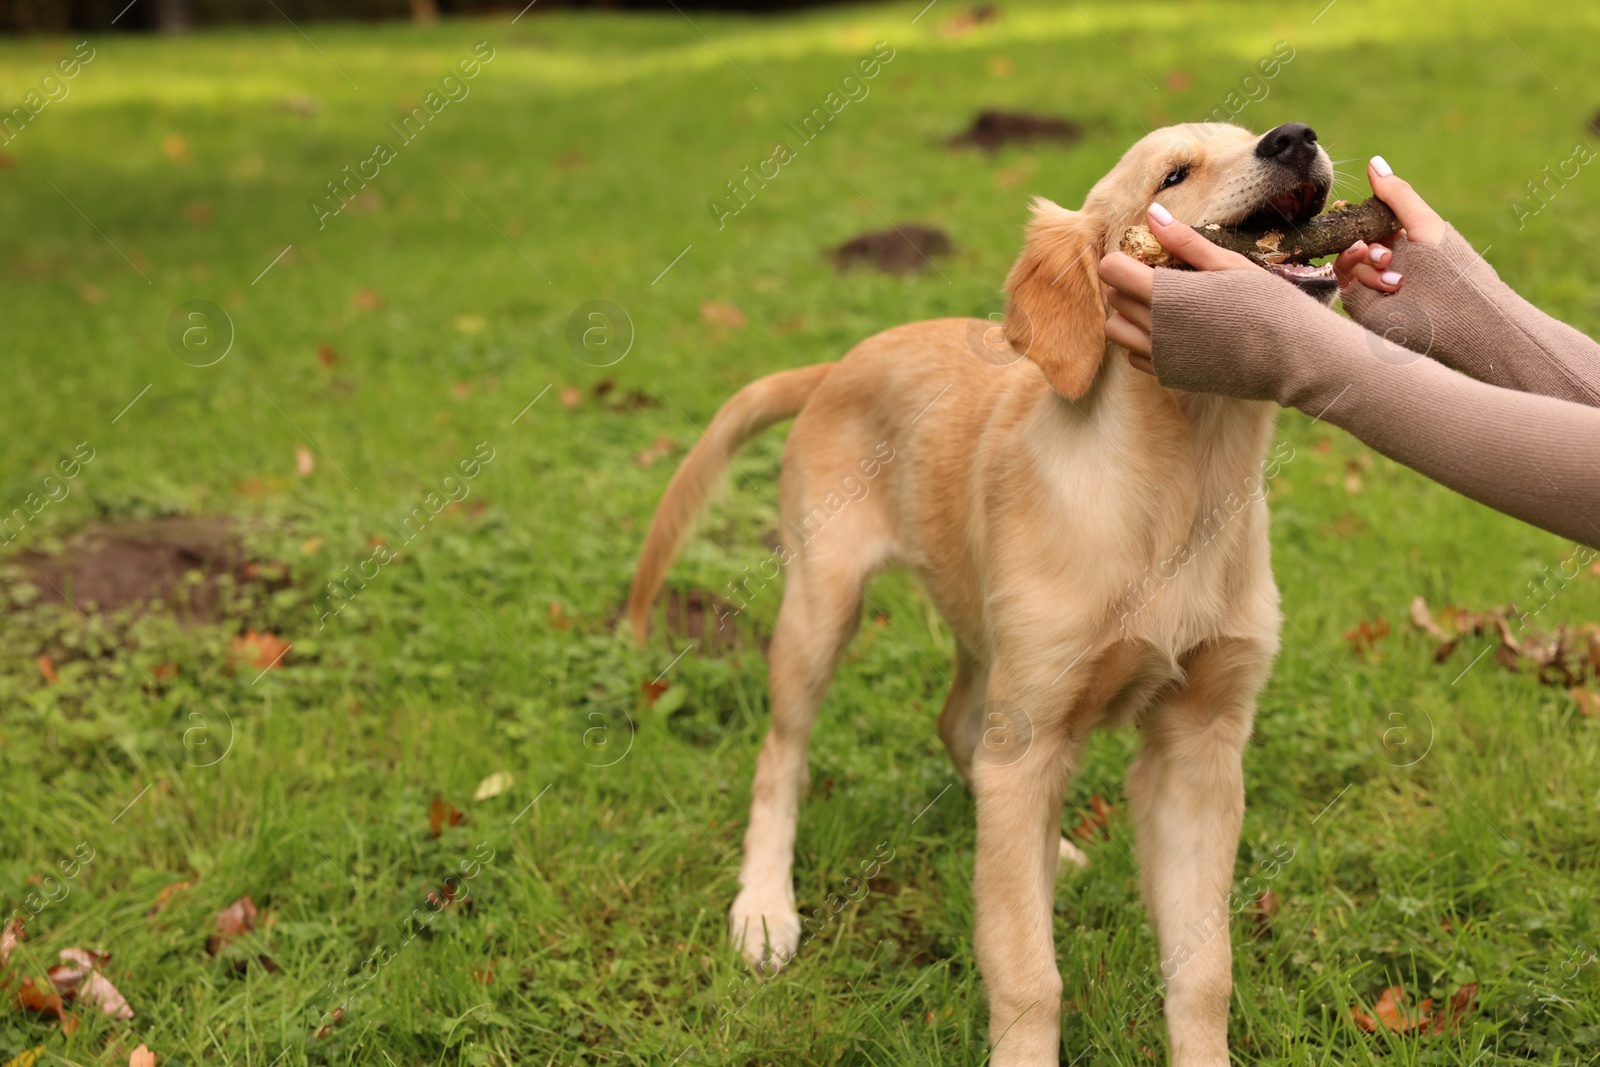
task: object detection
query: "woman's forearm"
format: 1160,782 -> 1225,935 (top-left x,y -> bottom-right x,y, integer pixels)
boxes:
1152,268 -> 1600,546
1342,227 -> 1600,409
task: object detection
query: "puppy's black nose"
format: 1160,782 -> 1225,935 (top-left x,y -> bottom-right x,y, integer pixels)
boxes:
1256,122 -> 1318,165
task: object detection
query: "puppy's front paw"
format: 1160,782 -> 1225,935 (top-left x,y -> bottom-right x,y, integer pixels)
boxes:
729,888 -> 802,971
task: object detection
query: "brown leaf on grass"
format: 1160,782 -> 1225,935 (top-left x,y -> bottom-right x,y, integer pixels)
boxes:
1249,889 -> 1279,937
36,655 -> 57,685
295,446 -> 315,477
314,1004 -> 344,1039
316,342 -> 340,366
1409,596 -> 1449,640
1071,795 -> 1115,842
471,967 -> 495,985
229,631 -> 290,673
1427,982 -> 1478,1033
429,797 -> 465,837
146,879 -> 194,916
1573,687 -> 1599,718
559,385 -> 583,409
50,948 -> 133,1019
208,896 -> 258,954
14,977 -> 77,1033
129,1044 -> 156,1067
353,288 -> 383,311
162,133 -> 190,162
635,434 -> 677,468
1,916 -> 24,967
1343,617 -> 1390,656
548,602 -> 570,630
640,678 -> 670,707
208,895 -> 281,972
699,301 -> 746,330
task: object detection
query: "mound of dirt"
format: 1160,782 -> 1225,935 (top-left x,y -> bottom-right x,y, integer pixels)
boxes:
831,225 -> 953,275
12,517 -> 275,621
950,109 -> 1082,152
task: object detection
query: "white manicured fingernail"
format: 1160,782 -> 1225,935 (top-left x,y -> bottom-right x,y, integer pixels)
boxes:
1371,155 -> 1393,177
1345,241 -> 1362,254
1382,270 -> 1402,285
1369,246 -> 1386,263
1149,202 -> 1174,225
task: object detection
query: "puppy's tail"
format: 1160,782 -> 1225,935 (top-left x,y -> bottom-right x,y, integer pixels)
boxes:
626,363 -> 834,643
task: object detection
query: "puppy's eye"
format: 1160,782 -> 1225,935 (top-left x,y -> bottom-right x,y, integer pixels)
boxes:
1159,165 -> 1189,190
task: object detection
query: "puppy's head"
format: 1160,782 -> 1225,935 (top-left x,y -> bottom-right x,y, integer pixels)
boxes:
1004,121 -> 1333,398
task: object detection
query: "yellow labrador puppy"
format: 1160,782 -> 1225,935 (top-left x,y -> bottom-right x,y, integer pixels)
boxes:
628,121 -> 1334,1066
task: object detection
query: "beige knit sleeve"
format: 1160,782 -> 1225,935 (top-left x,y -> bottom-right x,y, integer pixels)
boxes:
1340,227 -> 1600,408
1150,267 -> 1600,546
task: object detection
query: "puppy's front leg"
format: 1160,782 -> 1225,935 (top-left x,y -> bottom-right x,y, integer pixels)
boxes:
1125,638 -> 1269,1067
971,694 -> 1080,1066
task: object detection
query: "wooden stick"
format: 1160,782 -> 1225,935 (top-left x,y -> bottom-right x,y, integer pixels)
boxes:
1118,196 -> 1401,269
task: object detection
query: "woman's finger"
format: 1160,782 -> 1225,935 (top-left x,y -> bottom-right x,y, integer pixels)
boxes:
1097,251 -> 1155,303
1333,241 -> 1368,289
1126,351 -> 1156,375
1146,203 -> 1260,272
1105,310 -> 1152,357
1107,289 -> 1152,333
1368,157 -> 1446,244
1340,261 -> 1403,294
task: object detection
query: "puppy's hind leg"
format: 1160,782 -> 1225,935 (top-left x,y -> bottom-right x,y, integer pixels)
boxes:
729,554 -> 865,971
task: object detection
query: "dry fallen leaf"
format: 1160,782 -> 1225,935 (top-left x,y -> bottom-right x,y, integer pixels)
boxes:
129,1044 -> 156,1067
1,916 -> 24,966
559,385 -> 582,409
635,434 -> 677,468
162,133 -> 190,161
1250,889 -> 1279,937
1343,617 -> 1390,657
548,601 -> 570,630
429,797 -> 465,836
230,631 -> 290,673
473,771 -> 514,801
1350,983 -> 1478,1035
37,655 -> 57,685
316,342 -> 340,366
354,288 -> 383,311
51,948 -> 134,1019
1071,795 -> 1115,842
209,896 -> 258,953
315,1004 -> 344,1039
295,446 -> 315,477
699,301 -> 746,330
640,678 -> 670,707
146,879 -> 193,916
14,977 -> 76,1033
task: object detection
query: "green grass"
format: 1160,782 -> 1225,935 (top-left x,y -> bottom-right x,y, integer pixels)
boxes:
2,0 -> 1600,1062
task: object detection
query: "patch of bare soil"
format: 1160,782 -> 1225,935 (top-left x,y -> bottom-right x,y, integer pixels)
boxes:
831,225 -> 953,275
12,517 -> 280,622
949,109 -> 1083,152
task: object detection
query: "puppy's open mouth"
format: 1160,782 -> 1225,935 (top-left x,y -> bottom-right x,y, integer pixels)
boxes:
1235,179 -> 1334,288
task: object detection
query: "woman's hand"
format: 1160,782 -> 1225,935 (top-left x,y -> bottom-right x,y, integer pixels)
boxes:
1098,201 -> 1259,367
1330,156 -> 1448,296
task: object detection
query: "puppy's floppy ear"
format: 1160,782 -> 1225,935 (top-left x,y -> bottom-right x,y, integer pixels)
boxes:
1003,198 -> 1108,399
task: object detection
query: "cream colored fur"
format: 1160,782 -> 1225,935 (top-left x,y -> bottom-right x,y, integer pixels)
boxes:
626,123 -> 1331,1066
